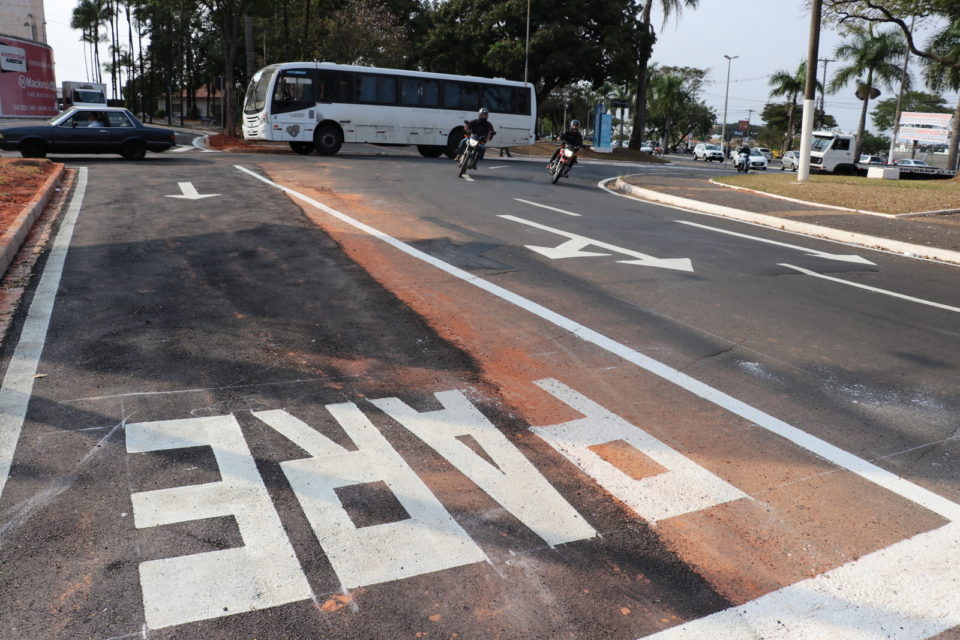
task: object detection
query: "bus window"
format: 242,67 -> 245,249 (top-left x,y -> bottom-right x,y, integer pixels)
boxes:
483,85 -> 514,114
515,87 -> 531,115
399,78 -> 440,108
273,70 -> 315,114
356,74 -> 397,105
318,71 -> 353,103
443,82 -> 480,111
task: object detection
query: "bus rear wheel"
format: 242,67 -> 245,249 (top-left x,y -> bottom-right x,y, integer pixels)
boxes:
417,145 -> 445,158
290,141 -> 315,155
314,125 -> 342,155
444,128 -> 464,159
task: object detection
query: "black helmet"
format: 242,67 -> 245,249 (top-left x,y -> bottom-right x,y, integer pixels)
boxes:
478,107 -> 489,118
570,119 -> 580,128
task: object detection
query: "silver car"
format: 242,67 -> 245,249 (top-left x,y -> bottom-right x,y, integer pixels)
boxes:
780,150 -> 799,171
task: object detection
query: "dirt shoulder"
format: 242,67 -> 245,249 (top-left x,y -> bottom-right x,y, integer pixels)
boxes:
0,159 -> 60,228
715,172 -> 960,215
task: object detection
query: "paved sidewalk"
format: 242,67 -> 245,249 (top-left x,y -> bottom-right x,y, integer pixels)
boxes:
617,172 -> 960,263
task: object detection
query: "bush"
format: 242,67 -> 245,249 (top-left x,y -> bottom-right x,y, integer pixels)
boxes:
155,109 -> 166,119
188,106 -> 201,120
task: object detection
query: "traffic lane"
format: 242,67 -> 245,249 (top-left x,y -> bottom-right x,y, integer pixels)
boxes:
240,159 -> 955,620
255,153 -> 960,490
0,158 -> 730,639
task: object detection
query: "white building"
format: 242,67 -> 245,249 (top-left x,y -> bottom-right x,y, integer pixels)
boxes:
0,0 -> 46,43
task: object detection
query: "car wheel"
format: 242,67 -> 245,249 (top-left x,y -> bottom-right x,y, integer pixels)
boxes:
20,139 -> 46,159
121,140 -> 147,161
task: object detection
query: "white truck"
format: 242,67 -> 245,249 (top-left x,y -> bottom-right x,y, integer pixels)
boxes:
61,81 -> 107,109
809,130 -> 956,178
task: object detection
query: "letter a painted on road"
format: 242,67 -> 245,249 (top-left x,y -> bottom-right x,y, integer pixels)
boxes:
126,415 -> 313,629
530,378 -> 748,523
254,405 -> 487,589
371,391 -> 597,547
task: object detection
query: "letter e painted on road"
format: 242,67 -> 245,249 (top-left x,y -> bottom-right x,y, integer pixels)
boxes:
530,378 -> 749,523
253,405 -> 487,589
126,415 -> 313,630
371,391 -> 597,547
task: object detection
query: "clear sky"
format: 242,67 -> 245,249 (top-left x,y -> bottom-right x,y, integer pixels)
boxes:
41,0 -> 958,133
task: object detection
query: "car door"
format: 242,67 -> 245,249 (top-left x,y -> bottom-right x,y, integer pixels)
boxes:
102,110 -> 138,151
58,110 -> 112,153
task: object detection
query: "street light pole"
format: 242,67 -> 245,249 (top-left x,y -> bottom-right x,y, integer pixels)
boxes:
720,54 -> 738,164
797,0 -> 823,182
524,0 -> 531,85
817,57 -> 835,129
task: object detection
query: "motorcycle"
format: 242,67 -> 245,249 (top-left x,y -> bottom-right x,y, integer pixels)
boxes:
548,144 -> 581,184
457,133 -> 486,178
735,151 -> 750,173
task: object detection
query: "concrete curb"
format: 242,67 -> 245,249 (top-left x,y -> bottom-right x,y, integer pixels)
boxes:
0,163 -> 65,278
613,178 -> 960,266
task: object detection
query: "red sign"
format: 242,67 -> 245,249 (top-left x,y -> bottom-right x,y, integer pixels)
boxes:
736,119 -> 749,132
0,35 -> 57,118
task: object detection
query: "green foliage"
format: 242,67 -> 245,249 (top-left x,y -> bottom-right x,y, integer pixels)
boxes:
871,91 -> 950,131
860,130 -> 890,153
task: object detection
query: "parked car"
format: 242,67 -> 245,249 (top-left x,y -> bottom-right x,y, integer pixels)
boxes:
757,147 -> 773,161
0,107 -> 176,160
859,154 -> 884,164
694,143 -> 724,162
780,149 -> 799,171
894,158 -> 929,167
639,142 -> 654,153
747,148 -> 768,170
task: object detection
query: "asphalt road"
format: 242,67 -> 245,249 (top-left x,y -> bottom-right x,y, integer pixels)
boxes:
0,143 -> 958,640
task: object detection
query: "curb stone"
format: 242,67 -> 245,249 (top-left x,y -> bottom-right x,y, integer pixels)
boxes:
613,177 -> 960,266
0,163 -> 65,278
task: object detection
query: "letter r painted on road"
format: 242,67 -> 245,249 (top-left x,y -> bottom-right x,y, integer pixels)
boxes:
371,391 -> 597,547
125,415 -> 313,630
530,378 -> 749,524
253,405 -> 487,590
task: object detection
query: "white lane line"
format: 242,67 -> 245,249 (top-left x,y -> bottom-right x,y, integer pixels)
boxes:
641,521 -> 960,640
678,220 -> 875,265
462,174 -> 475,182
514,198 -> 582,217
234,164 -> 960,523
0,168 -> 87,500
780,263 -> 960,314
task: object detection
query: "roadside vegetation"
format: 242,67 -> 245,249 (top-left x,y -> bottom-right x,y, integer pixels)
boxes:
0,159 -> 58,224
714,172 -> 960,214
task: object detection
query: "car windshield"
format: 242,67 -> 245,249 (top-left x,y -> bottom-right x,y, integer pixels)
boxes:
705,144 -> 719,151
811,136 -> 833,152
750,149 -> 763,157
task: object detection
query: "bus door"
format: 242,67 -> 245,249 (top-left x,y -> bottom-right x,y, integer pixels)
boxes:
271,69 -> 316,142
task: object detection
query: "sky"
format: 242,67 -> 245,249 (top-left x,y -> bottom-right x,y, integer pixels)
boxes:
41,0 -> 959,134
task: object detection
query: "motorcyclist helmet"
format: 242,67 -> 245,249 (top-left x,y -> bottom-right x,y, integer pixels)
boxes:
478,107 -> 489,119
570,120 -> 580,129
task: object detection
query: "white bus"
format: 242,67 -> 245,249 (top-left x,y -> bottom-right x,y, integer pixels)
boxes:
242,62 -> 536,157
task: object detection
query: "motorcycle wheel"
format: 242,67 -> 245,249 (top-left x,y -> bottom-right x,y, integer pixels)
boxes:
458,150 -> 470,177
551,163 -> 563,184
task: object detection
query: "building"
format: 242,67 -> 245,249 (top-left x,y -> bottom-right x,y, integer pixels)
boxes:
0,0 -> 46,44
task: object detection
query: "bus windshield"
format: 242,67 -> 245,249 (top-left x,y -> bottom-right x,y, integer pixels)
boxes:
244,67 -> 277,114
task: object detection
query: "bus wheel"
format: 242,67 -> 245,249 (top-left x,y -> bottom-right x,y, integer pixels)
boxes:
290,141 -> 315,155
444,128 -> 464,158
314,125 -> 342,155
417,145 -> 444,158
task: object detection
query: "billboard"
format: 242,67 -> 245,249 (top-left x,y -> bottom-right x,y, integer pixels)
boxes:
897,111 -> 953,144
0,34 -> 57,118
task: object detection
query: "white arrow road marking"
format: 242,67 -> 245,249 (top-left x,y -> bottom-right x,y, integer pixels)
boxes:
499,214 -> 694,272
462,174 -> 475,182
514,198 -> 582,217
677,220 -> 875,265
165,182 -> 220,200
780,263 -> 960,314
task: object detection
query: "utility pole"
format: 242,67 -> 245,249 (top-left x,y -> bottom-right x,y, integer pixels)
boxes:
817,57 -> 835,129
798,0 -> 823,182
720,55 -> 738,164
746,108 -> 754,144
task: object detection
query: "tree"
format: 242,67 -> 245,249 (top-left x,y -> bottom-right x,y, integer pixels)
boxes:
922,17 -> 960,170
768,62 -> 820,153
628,0 -> 699,150
871,90 -> 949,132
830,25 -> 910,159
643,66 -> 713,147
761,102 -> 836,146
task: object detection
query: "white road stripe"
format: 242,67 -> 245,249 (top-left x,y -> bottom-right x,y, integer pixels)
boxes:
171,145 -> 194,153
235,163 -> 960,523
0,168 -> 87,499
462,174 -> 475,182
514,198 -> 582,217
780,263 -> 960,314
641,521 -> 960,640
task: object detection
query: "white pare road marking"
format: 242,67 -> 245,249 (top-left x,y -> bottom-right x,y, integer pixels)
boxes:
498,214 -> 694,272
781,263 -> 960,314
641,521 -> 960,640
236,165 -> 960,524
371,390 -> 597,547
165,181 -> 220,200
253,405 -> 487,589
531,378 -> 748,523
677,219 -> 875,265
126,415 -> 312,630
514,198 -> 582,217
0,168 -> 87,500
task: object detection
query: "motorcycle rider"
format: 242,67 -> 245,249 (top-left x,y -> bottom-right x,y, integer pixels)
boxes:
455,108 -> 496,164
548,120 -> 584,168
736,143 -> 751,171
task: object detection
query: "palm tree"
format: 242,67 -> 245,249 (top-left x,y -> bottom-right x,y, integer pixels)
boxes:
647,69 -> 686,147
922,18 -> 960,172
768,61 -> 820,154
71,0 -> 107,83
628,0 -> 699,150
830,26 -> 910,160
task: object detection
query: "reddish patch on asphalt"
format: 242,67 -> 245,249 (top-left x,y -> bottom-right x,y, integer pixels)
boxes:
0,158 -> 59,223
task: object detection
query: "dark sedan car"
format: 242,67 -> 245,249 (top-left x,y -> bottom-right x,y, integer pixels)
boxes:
0,107 -> 176,160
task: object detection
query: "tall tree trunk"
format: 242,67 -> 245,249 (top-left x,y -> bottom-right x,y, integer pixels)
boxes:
628,4 -> 655,150
126,1 -> 135,112
784,97 -> 797,153
245,15 -> 255,79
948,95 -> 960,173
854,68 -> 874,161
302,0 -> 311,60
